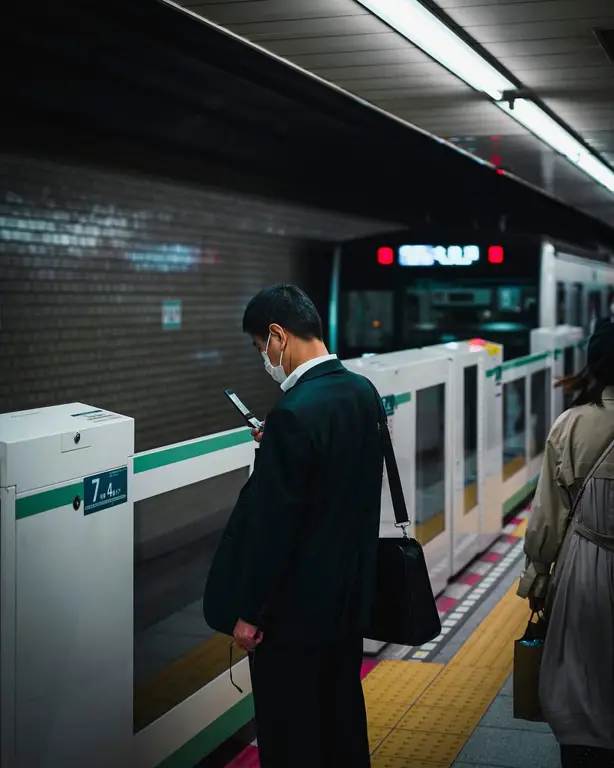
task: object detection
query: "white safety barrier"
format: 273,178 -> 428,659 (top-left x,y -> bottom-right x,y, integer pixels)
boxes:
0,326 -> 584,768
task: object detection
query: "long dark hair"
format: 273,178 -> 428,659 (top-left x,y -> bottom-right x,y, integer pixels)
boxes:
555,366 -> 606,408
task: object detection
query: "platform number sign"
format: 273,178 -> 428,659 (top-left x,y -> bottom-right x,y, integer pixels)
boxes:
381,395 -> 396,417
84,467 -> 128,515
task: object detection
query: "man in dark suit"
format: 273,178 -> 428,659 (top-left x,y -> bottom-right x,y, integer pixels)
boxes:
205,284 -> 384,767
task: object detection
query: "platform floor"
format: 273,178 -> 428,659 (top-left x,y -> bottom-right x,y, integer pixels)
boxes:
205,509 -> 561,768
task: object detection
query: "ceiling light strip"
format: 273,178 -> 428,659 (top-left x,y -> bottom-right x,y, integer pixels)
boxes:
497,100 -> 614,193
356,0 -> 614,195
356,0 -> 514,100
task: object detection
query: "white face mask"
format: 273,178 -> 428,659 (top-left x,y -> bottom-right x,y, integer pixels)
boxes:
262,334 -> 287,384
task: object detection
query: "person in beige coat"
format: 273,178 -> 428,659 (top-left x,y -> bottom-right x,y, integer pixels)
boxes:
518,318 -> 614,768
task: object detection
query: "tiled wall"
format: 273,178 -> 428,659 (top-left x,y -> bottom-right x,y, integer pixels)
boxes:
0,150 -> 377,448
0,148 -> 380,554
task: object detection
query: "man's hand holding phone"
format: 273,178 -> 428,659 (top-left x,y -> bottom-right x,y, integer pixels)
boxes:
251,423 -> 264,443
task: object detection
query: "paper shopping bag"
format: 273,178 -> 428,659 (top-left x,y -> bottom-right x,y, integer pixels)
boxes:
513,613 -> 547,723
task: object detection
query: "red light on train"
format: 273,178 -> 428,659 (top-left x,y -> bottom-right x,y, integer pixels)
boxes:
488,246 -> 504,264
377,247 -> 394,265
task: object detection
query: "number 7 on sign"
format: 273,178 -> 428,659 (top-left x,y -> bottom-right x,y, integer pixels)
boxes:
92,477 -> 100,503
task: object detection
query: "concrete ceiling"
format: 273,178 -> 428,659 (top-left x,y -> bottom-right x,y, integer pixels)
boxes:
177,0 -> 614,229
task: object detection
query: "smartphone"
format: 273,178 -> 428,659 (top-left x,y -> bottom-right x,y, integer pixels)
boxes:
223,389 -> 263,431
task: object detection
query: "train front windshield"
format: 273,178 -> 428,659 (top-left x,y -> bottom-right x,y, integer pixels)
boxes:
337,238 -> 541,360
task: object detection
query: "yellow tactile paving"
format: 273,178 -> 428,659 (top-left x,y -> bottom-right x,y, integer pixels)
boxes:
397,703 -> 480,736
368,726 -> 391,753
512,518 -> 528,538
367,581 -> 531,767
363,660 -> 443,729
376,729 -> 468,763
372,757 -> 449,768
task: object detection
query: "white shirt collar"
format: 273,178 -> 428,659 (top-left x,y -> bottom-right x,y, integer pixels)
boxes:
281,354 -> 338,392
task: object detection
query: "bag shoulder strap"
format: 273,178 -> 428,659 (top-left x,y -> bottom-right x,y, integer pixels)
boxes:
567,433 -> 614,524
364,379 -> 410,529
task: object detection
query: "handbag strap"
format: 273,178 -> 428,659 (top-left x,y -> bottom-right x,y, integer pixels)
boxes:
567,433 -> 614,525
365,379 -> 410,531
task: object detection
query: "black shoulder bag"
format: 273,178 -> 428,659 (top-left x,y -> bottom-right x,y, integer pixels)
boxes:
364,384 -> 442,648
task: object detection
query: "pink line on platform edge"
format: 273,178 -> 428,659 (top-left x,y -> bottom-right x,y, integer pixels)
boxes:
361,659 -> 379,679
457,572 -> 481,587
482,551 -> 503,563
225,745 -> 259,768
436,596 -> 457,614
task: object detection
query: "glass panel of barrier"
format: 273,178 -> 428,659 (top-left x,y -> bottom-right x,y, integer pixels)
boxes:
530,369 -> 550,459
556,282 -> 566,325
133,467 -> 249,733
502,378 -> 526,481
416,383 -> 446,545
463,365 -> 478,514
564,346 -> 575,410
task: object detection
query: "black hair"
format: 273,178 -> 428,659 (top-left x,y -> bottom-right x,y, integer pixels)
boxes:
242,284 -> 323,341
556,367 -> 607,408
556,318 -> 614,408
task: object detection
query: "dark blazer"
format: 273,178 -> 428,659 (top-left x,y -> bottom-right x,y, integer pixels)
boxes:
204,359 -> 385,645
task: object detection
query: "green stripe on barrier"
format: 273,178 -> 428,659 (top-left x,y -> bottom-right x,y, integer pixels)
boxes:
134,430 -> 253,474
156,695 -> 255,768
503,475 -> 539,518
486,351 -> 549,379
500,351 -> 549,372
16,482 -> 83,520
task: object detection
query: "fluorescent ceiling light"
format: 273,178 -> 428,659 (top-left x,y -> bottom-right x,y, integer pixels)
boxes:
357,0 -> 614,196
498,99 -> 614,193
356,0 -> 515,100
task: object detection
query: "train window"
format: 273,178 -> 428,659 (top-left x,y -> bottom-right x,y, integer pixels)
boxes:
530,369 -> 550,460
415,383 -> 446,546
463,365 -> 478,514
341,291 -> 393,352
556,282 -> 566,325
498,286 -> 521,311
502,378 -> 526,481
133,467 -> 249,733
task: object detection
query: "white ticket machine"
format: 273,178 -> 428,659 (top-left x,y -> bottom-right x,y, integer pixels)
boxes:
0,404 -> 134,768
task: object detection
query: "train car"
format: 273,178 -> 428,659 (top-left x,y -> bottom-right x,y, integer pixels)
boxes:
332,233 -> 614,361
